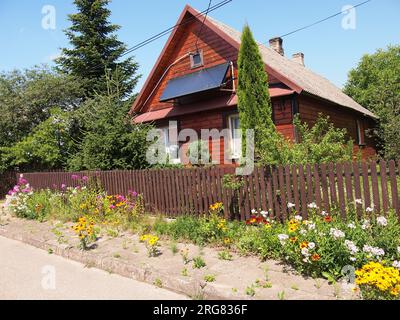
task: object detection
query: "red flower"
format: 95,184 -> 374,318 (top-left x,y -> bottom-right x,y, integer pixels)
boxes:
324,216 -> 332,223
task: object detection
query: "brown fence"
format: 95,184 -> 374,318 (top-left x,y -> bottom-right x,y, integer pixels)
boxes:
0,171 -> 18,200
15,160 -> 400,220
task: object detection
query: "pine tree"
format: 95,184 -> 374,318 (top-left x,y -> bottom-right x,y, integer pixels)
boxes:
237,25 -> 277,161
57,0 -> 139,98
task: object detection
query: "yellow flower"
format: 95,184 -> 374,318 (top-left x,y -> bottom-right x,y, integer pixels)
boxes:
223,238 -> 231,245
300,241 -> 309,249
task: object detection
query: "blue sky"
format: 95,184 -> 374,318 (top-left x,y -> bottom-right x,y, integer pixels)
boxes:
0,0 -> 398,91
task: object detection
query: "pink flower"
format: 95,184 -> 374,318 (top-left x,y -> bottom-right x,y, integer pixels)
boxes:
82,176 -> 89,182
18,177 -> 28,185
61,184 -> 66,189
129,190 -> 138,197
110,205 -> 116,210
71,175 -> 80,180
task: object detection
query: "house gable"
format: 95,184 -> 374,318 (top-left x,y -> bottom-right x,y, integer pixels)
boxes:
130,5 -> 299,116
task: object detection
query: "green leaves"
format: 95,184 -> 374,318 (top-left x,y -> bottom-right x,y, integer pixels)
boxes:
57,0 -> 139,98
237,25 -> 276,160
344,45 -> 400,159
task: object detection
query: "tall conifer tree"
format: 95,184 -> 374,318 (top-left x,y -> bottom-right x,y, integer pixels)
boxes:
57,0 -> 139,98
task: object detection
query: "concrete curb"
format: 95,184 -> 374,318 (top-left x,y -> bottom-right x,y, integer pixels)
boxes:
0,226 -> 251,300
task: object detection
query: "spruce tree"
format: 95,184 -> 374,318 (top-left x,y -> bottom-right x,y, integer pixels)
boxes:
57,0 -> 139,98
237,25 -> 277,162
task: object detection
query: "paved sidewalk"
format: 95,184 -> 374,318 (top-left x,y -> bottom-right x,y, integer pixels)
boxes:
0,236 -> 187,300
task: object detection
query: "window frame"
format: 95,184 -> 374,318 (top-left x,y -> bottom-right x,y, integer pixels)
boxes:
159,125 -> 181,164
356,119 -> 365,146
227,114 -> 241,160
190,50 -> 204,69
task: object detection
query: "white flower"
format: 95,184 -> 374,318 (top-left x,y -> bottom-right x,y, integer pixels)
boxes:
366,206 -> 374,213
355,199 -> 363,205
251,209 -> 257,214
260,211 -> 268,218
294,215 -> 303,222
363,245 -> 385,258
302,258 -> 310,263
350,257 -> 357,262
330,228 -> 345,239
321,211 -> 328,217
287,202 -> 295,209
361,220 -> 370,230
376,216 -> 388,227
308,242 -> 316,250
301,248 -> 310,256
308,223 -> 316,231
345,240 -> 359,255
299,229 -> 307,235
347,223 -> 356,229
393,261 -> 400,269
308,202 -> 318,209
398,247 -> 400,254
278,234 -> 289,244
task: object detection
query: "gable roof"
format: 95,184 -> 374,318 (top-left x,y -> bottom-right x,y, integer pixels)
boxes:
131,5 -> 376,119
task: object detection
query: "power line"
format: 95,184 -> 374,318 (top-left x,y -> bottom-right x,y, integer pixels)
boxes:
79,0 -> 232,76
121,0 -> 232,56
195,0 -> 213,52
280,0 -> 372,38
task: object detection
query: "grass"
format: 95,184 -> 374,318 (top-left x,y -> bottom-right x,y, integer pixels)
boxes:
153,278 -> 163,288
192,256 -> 206,269
245,285 -> 256,297
218,250 -> 233,261
181,268 -> 189,277
170,242 -> 178,255
204,274 -> 216,282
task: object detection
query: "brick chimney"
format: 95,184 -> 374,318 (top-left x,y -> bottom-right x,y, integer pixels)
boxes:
269,37 -> 284,56
292,52 -> 305,66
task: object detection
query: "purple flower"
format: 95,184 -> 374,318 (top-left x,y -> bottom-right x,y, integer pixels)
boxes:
22,188 -> 31,193
13,186 -> 20,193
18,177 -> 28,185
7,190 -> 14,196
110,205 -> 116,210
71,174 -> 80,180
61,184 -> 66,190
129,190 -> 138,197
82,176 -> 89,182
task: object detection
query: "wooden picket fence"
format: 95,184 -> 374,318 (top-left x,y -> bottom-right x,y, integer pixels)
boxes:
8,160 -> 400,220
0,171 -> 19,199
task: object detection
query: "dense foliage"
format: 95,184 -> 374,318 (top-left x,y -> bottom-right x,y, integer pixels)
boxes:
56,0 -> 140,98
0,66 -> 83,148
68,91 -> 152,171
237,25 -> 277,161
344,45 -> 400,160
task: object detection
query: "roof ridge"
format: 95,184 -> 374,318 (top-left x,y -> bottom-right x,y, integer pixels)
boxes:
204,13 -> 376,118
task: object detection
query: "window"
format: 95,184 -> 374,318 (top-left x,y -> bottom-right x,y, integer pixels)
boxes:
228,114 -> 241,159
356,119 -> 365,145
159,124 -> 180,164
190,51 -> 204,69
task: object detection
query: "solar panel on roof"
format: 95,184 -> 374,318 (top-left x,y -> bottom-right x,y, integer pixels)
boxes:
160,62 -> 230,102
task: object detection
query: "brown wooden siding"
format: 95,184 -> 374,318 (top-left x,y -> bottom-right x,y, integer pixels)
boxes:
297,94 -> 376,159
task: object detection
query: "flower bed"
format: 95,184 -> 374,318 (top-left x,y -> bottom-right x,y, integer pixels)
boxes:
3,175 -> 400,300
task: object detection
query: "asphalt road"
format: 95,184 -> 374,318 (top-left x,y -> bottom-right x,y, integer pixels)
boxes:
0,236 -> 187,300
